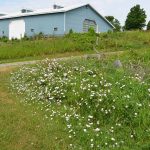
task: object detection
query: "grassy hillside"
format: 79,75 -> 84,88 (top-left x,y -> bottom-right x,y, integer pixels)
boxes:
0,31 -> 150,63
9,49 -> 150,150
0,31 -> 150,149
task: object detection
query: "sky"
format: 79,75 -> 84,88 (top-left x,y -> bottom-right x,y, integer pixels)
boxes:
0,0 -> 149,25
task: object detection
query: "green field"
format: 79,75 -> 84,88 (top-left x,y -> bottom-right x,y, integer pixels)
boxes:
0,31 -> 150,149
0,31 -> 150,63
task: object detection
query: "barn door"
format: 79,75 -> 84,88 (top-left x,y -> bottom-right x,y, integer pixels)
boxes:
9,19 -> 25,40
83,19 -> 97,32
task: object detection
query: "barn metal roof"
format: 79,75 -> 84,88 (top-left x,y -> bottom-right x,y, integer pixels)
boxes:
0,3 -> 114,28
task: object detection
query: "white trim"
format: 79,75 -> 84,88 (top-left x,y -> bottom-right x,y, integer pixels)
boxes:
96,24 -> 99,33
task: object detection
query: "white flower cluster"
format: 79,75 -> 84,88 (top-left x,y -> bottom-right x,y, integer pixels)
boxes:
10,59 -> 150,149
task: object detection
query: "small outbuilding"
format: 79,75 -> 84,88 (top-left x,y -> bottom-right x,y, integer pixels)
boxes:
0,3 -> 114,39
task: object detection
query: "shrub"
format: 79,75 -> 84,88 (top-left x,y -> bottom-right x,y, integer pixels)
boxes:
69,29 -> 74,34
88,27 -> 96,36
22,34 -> 30,41
0,36 -> 8,42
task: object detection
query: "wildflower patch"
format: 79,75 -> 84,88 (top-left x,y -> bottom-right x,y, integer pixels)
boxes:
10,59 -> 150,149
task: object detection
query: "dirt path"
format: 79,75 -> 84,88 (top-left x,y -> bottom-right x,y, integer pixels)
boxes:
0,60 -> 39,68
0,51 -> 124,69
0,56 -> 81,69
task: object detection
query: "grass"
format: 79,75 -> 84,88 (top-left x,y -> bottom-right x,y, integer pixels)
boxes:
0,37 -> 93,64
97,31 -> 150,51
9,49 -> 150,149
0,68 -> 71,150
0,31 -> 150,63
0,31 -> 150,149
0,51 -> 90,64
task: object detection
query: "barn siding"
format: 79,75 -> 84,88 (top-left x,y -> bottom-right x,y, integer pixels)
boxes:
65,5 -> 113,33
24,13 -> 64,36
0,20 -> 9,37
0,5 -> 113,38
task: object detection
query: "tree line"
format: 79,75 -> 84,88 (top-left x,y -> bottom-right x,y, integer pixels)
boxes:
105,4 -> 150,31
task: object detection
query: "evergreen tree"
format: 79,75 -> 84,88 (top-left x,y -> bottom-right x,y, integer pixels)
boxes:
125,5 -> 147,30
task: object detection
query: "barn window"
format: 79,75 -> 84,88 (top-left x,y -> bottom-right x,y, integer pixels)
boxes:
54,27 -> 58,31
83,19 -> 97,32
31,29 -> 34,32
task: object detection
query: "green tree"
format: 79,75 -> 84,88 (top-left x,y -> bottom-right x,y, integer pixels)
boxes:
147,21 -> 150,30
125,5 -> 147,30
105,16 -> 121,32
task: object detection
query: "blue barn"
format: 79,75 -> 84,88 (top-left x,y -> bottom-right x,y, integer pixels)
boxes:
0,3 -> 114,39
